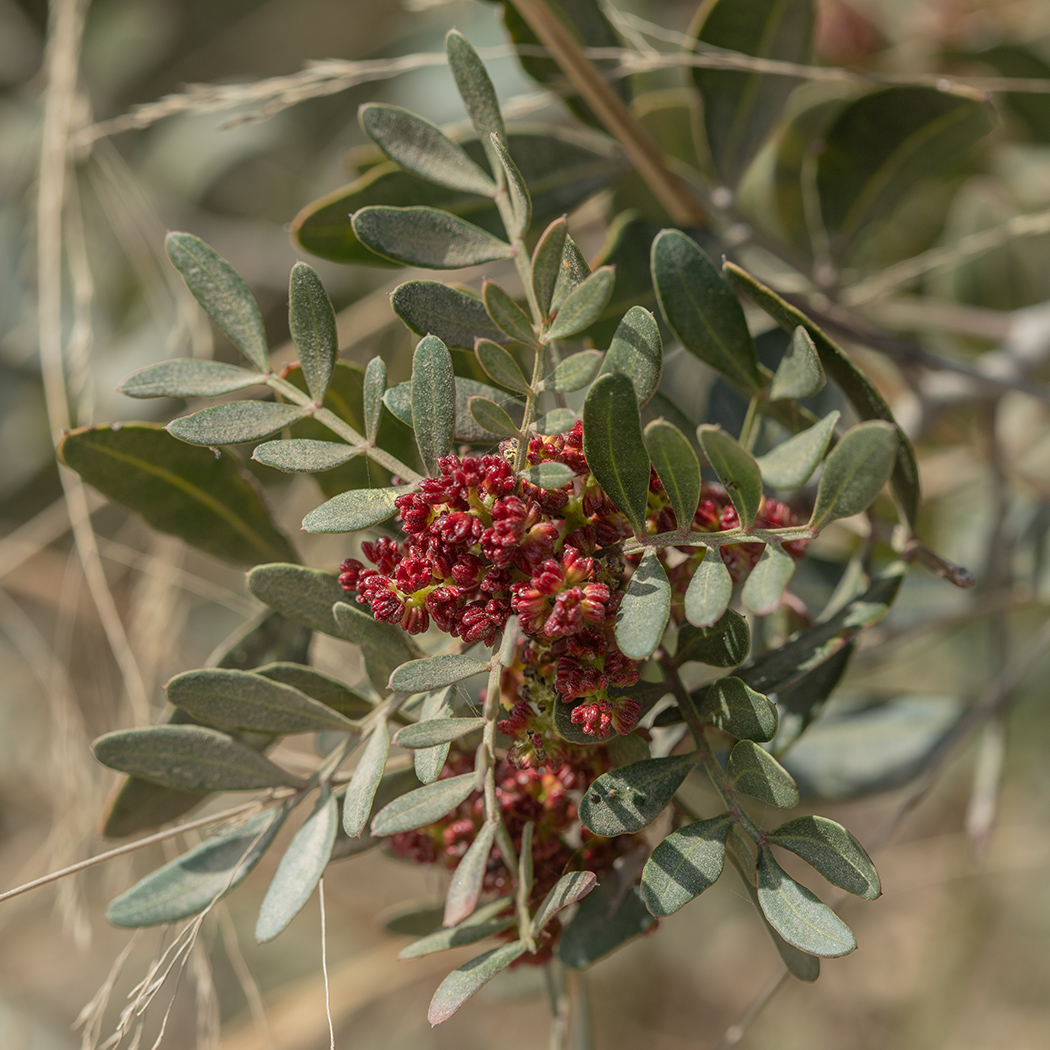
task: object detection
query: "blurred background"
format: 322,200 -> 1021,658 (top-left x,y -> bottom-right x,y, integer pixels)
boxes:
1,0 -> 1049,1047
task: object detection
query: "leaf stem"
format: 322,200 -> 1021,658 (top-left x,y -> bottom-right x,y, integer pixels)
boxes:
609,525 -> 816,558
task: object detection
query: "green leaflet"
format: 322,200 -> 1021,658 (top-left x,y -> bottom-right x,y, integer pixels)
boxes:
547,266 -> 616,341
769,327 -> 826,400
107,805 -> 288,928
551,235 -> 591,314
737,861 -> 821,981
165,232 -> 270,372
483,279 -> 536,345
248,563 -> 348,638
363,356 -> 386,443
413,687 -> 456,785
288,262 -> 338,403
166,401 -> 308,446
532,216 -> 568,319
58,424 -> 296,567
393,717 -> 485,748
392,281 -> 510,350
530,871 -> 598,935
701,676 -> 778,742
399,897 -> 516,959
741,543 -> 797,616
255,663 -> 372,719
342,720 -> 390,837
756,410 -> 839,490
728,740 -> 799,807
675,608 -> 751,668
119,359 -> 262,399
352,206 -> 513,269
652,230 -> 762,393
490,132 -> 531,237
411,334 -> 456,475
769,815 -> 881,899
583,371 -> 651,535
388,654 -> 489,694
810,420 -> 898,528
579,755 -> 697,835
371,772 -> 477,836
598,305 -> 663,406
640,814 -> 732,916
256,788 -> 338,942
443,819 -> 497,927
301,485 -> 408,534
683,546 -> 733,628
644,419 -> 700,528
697,425 -> 763,528
252,439 -> 359,474
522,461 -> 575,490
545,350 -> 603,393
427,942 -> 526,1025
475,339 -> 531,394
615,549 -> 671,661
469,396 -> 520,439
446,29 -> 506,175
383,377 -> 521,444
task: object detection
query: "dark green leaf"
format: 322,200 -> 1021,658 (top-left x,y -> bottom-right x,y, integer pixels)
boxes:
166,669 -> 355,735
107,806 -> 287,927
288,262 -> 338,403
490,132 -> 531,237
534,408 -> 577,436
683,546 -> 733,628
769,327 -> 825,400
302,485 -> 408,534
93,726 -> 303,792
256,788 -> 338,942
428,941 -> 526,1025
531,871 -> 598,935
371,772 -> 477,836
579,755 -> 696,836
444,819 -> 497,927
810,421 -> 898,528
165,232 -> 269,372
58,424 -> 296,567
645,419 -> 700,528
702,677 -> 778,742
690,0 -> 816,186
615,549 -> 671,661
352,206 -> 513,269
383,377 -> 520,444
475,339 -> 531,394
652,230 -> 761,393
483,279 -> 536,345
342,720 -> 391,836
332,601 -> 421,696
211,609 -> 313,672
400,897 -> 515,959
255,663 -> 372,719
558,883 -> 656,969
522,461 -> 575,490
412,335 -> 456,474
697,425 -> 763,527
756,410 -> 839,490
816,87 -> 994,257
598,306 -> 663,406
640,814 -> 732,916
724,262 -> 920,526
741,543 -> 796,616
532,216 -> 569,318
469,396 -> 520,439
547,266 -> 616,341
676,608 -> 751,668
119,360 -> 262,399
394,717 -> 485,748
446,29 -> 506,175
727,740 -> 798,807
775,641 -> 853,735
363,356 -> 386,443
252,438 -> 359,473
756,847 -> 856,957
388,654 -> 489,694
583,372 -> 651,534
392,281 -> 510,350
166,401 -> 307,446
359,103 -> 497,196
769,815 -> 880,900
607,731 -> 652,767
546,350 -> 602,393
414,687 -> 455,785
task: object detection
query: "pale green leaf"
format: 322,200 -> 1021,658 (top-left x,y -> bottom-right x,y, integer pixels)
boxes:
697,425 -> 763,527
166,402 -> 307,446
546,350 -> 602,393
644,419 -> 700,528
810,420 -> 898,528
363,356 -> 386,443
547,265 -> 615,341
388,654 -> 489,694
683,546 -> 733,628
399,897 -> 515,959
371,772 -> 477,836
483,279 -> 536,345
616,549 -> 671,661
119,360 -> 262,399
741,543 -> 797,616
640,814 -> 732,916
532,216 -> 569,319
756,410 -> 839,489
728,740 -> 799,807
413,687 -> 455,785
427,941 -> 526,1025
490,132 -> 531,237
701,676 -> 778,742
412,334 -> 456,475
531,871 -> 598,935
769,327 -> 825,400
444,819 -> 497,927
342,720 -> 390,837
675,607 -> 750,667
394,717 -> 485,748
332,601 -> 421,695
468,396 -> 520,439
598,305 -> 662,406
769,815 -> 881,900
475,339 -> 531,394
352,206 -> 513,269
522,461 -> 574,490
445,29 -> 506,176
301,485 -> 408,533
252,439 -> 360,473
288,262 -> 338,403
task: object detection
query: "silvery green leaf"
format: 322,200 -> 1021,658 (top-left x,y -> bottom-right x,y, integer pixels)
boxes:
288,262 -> 338,403
93,725 -> 303,792
394,717 -> 485,749
583,372 -> 651,535
255,663 -> 372,719
248,563 -> 347,638
522,461 -> 574,490
363,356 -> 386,443
644,419 -> 700,528
769,815 -> 881,900
728,740 -> 799,807
756,410 -> 839,490
483,279 -> 536,345
550,235 -> 591,315
547,265 -> 615,341
371,772 -> 477,836
701,676 -> 778,742
388,654 -> 489,694
684,546 -> 733,628
530,871 -> 597,935
427,942 -> 526,1025
352,206 -> 513,269
475,339 -> 531,394
107,806 -> 287,927
579,755 -> 697,835
598,306 -> 662,406
383,377 -> 520,444
810,420 -> 898,528
534,408 -> 577,436
697,425 -> 763,528
445,29 -> 506,176
359,103 -> 497,196
770,326 -> 825,400
332,601 -> 421,695
640,814 -> 732,916
615,549 -> 671,661
166,402 -> 307,446
468,396 -> 520,439
411,334 -> 456,475
256,787 -> 338,942
414,686 -> 455,785
392,281 -> 509,351
165,668 -> 355,734
738,864 -> 821,981
741,543 -> 797,616
119,360 -> 262,399
252,438 -> 360,473
546,350 -> 602,393
531,216 -> 569,318
443,819 -> 497,927
399,897 -> 515,959
490,132 -> 531,237
342,720 -> 390,837
165,232 -> 269,372
301,485 -> 407,533
756,847 -> 856,957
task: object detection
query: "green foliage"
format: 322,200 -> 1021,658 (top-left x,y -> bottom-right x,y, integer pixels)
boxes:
696,425 -> 763,527
615,549 -> 671,660
641,814 -> 732,916
579,755 -> 697,835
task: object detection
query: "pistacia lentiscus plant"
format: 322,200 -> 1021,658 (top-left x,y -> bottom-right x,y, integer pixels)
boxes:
55,10 -> 983,1034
